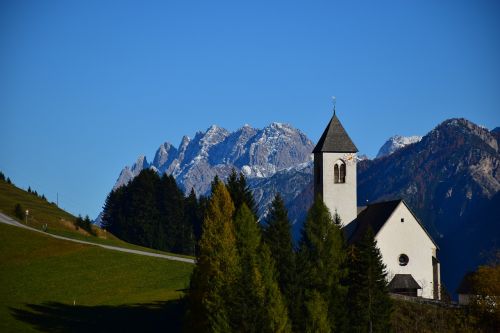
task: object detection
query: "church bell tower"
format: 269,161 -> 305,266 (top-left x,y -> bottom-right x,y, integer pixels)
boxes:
313,107 -> 358,226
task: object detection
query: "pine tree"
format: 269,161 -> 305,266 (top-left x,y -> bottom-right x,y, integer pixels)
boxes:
0,171 -> 5,181
186,180 -> 239,332
6,177 -> 11,184
226,169 -> 257,217
295,196 -> 348,332
185,188 -> 202,253
346,227 -> 392,333
262,194 -> 296,311
233,204 -> 291,332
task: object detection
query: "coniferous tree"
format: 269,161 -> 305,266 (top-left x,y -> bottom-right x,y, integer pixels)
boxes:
185,188 -> 203,253
158,174 -> 189,252
233,204 -> 291,333
295,196 -> 348,332
226,169 -> 257,217
6,177 -> 11,184
0,171 -> 5,181
346,227 -> 392,333
186,180 -> 239,332
262,194 -> 296,312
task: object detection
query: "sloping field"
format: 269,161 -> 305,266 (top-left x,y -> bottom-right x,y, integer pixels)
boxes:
0,223 -> 193,332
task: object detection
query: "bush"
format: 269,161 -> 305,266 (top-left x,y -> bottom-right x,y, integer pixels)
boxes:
14,203 -> 25,221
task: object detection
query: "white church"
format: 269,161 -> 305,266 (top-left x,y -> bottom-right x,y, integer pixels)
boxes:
313,110 -> 441,300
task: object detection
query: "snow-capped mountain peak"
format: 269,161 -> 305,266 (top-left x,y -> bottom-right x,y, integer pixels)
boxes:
376,135 -> 422,158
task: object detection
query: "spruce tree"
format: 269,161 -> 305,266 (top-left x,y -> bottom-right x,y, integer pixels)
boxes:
262,194 -> 296,311
296,196 -> 348,332
346,227 -> 392,333
233,204 -> 291,333
186,180 -> 239,332
185,188 -> 203,250
226,169 -> 257,217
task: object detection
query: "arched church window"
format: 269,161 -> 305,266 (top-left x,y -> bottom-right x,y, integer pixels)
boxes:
399,254 -> 409,266
340,163 -> 346,183
334,160 -> 346,184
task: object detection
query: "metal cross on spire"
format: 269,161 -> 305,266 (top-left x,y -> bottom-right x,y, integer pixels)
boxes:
332,96 -> 336,115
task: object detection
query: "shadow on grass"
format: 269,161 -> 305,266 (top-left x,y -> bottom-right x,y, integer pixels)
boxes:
10,299 -> 185,332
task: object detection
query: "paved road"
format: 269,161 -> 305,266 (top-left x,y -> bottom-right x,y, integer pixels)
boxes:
0,212 -> 195,264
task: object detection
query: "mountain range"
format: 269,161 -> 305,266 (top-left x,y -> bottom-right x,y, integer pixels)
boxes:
101,118 -> 499,297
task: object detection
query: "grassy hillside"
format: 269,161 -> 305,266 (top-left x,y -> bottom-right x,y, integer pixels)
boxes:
0,223 -> 194,332
0,179 -> 193,258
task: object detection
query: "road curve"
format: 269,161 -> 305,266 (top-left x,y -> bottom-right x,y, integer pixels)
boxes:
0,212 -> 195,264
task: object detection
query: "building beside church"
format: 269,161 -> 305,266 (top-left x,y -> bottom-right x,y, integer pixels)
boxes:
313,110 -> 441,300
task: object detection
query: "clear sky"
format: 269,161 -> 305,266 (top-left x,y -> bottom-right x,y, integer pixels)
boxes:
1,0 -> 499,218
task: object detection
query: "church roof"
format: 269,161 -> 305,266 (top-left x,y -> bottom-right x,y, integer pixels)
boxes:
388,274 -> 422,290
344,199 -> 439,248
313,113 -> 358,153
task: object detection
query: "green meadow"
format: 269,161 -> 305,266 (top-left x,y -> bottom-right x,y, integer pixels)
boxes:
0,223 -> 194,332
0,180 -> 194,258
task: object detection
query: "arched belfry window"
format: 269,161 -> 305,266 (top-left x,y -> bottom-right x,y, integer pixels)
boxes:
334,160 -> 346,183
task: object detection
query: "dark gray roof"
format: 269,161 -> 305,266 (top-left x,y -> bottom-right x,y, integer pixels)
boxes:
313,113 -> 358,153
344,199 -> 439,249
345,200 -> 401,244
388,274 -> 422,290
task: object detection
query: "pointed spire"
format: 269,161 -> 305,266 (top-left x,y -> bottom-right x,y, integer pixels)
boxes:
332,96 -> 337,116
313,104 -> 358,153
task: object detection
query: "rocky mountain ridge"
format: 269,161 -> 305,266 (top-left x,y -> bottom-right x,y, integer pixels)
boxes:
113,123 -> 315,197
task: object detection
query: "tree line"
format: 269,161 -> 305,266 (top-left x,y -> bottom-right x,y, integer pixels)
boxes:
101,168 -> 392,331
185,176 -> 392,332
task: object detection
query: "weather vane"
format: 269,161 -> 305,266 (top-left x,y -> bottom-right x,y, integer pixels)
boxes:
332,96 -> 336,115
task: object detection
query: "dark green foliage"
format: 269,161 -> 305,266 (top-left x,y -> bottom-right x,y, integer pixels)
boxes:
101,169 -> 196,255
346,227 -> 392,333
233,204 -> 291,332
185,188 -> 203,243
0,171 -> 5,181
27,186 -> 31,193
226,169 -> 257,217
74,215 -> 95,235
262,194 -> 296,313
6,177 -> 11,184
295,196 -> 348,332
186,180 -> 239,332
14,203 -> 25,221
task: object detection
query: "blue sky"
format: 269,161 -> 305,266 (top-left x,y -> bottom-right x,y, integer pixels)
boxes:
1,0 -> 499,218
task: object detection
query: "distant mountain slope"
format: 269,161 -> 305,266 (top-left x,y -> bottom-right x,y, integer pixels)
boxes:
357,118 -> 499,295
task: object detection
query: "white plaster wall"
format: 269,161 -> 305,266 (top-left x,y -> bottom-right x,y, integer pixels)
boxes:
375,202 -> 438,299
321,153 -> 357,225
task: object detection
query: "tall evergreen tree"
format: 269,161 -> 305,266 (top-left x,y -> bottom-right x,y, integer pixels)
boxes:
262,194 -> 296,311
346,227 -> 392,333
186,180 -> 239,332
233,204 -> 291,333
226,169 -> 257,217
296,196 -> 348,332
185,188 -> 203,243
